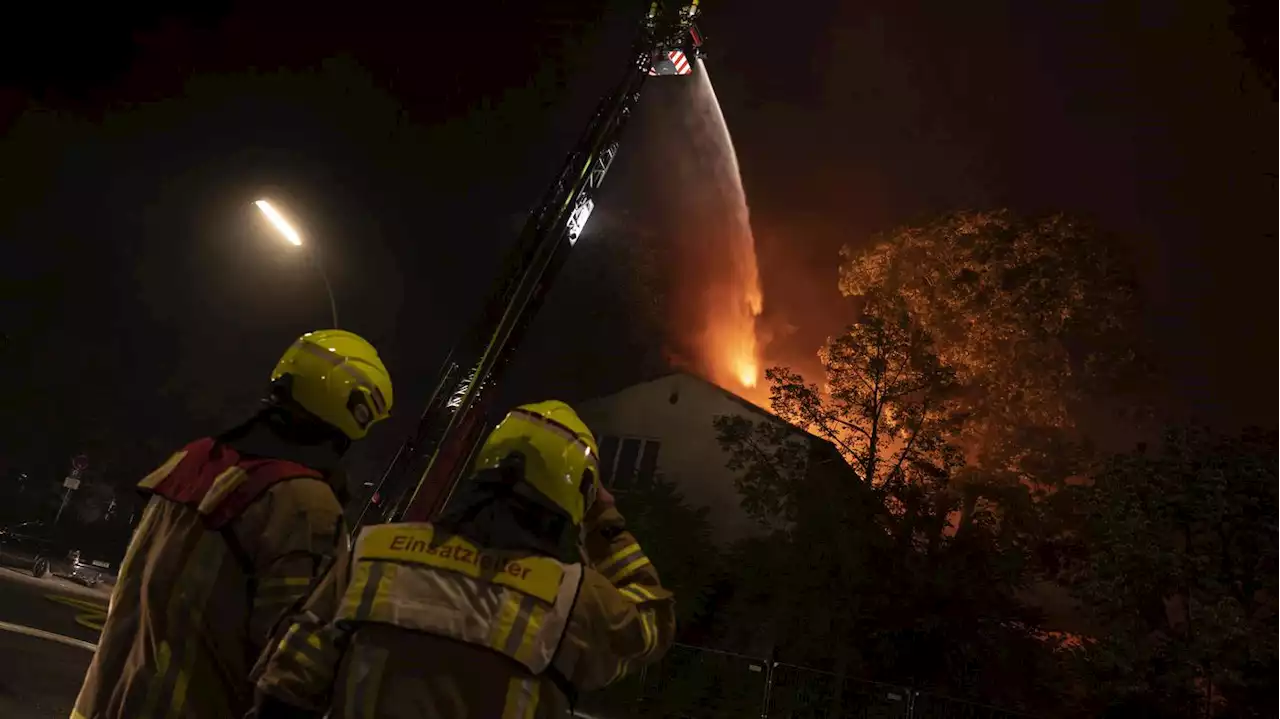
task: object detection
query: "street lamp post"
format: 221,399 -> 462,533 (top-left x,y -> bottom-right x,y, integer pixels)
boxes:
254,199 -> 340,328
306,246 -> 340,330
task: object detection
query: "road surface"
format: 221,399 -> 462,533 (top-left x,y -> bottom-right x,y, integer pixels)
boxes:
0,567 -> 107,719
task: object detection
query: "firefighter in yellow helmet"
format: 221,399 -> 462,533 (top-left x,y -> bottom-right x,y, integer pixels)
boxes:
71,330 -> 393,719
252,400 -> 676,718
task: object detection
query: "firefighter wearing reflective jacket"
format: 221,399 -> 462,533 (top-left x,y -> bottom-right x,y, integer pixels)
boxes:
71,330 -> 394,719
253,400 -> 676,719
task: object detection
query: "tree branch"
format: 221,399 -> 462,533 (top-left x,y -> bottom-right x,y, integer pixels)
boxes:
828,414 -> 872,441
889,398 -> 930,482
742,433 -> 785,486
811,420 -> 862,470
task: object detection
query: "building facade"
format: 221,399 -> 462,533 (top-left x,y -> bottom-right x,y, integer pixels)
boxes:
575,372 -> 834,545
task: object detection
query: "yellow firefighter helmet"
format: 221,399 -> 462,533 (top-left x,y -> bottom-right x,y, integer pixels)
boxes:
270,329 -> 394,440
474,400 -> 600,525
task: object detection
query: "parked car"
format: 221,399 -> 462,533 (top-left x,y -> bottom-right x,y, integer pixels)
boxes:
66,548 -> 115,587
0,520 -> 58,578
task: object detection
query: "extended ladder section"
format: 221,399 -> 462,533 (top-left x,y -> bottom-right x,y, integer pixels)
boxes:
357,1 -> 706,529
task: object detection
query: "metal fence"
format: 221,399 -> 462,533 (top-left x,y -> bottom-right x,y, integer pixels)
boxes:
576,644 -> 1033,719
765,663 -> 912,719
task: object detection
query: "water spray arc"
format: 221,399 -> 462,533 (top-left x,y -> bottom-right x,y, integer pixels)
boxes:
682,57 -> 765,392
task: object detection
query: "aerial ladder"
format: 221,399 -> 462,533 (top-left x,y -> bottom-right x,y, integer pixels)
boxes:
356,1 -> 707,528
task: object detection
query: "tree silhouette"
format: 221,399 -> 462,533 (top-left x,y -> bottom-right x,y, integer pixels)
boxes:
1063,427 -> 1278,717
712,300 -> 1055,711
615,473 -> 720,632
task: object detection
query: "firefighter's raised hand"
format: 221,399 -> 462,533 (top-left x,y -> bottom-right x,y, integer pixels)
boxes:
595,484 -> 616,510
584,483 -> 620,535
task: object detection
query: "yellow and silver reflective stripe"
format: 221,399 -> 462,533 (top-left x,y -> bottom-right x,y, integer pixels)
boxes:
167,532 -> 227,719
195,466 -> 249,516
597,543 -> 651,583
492,594 -> 540,657
111,499 -> 163,611
638,609 -> 659,657
338,561 -> 370,618
253,576 -> 313,611
513,601 -> 548,665
291,340 -> 387,414
608,657 -> 630,685
257,575 -> 314,592
610,555 -> 651,582
617,582 -> 659,603
342,642 -> 389,719
490,591 -> 555,667
343,561 -> 399,621
140,530 -> 226,719
489,592 -> 525,654
501,676 -> 541,719
510,407 -> 595,459
137,450 -> 189,490
275,623 -> 334,674
139,641 -> 172,718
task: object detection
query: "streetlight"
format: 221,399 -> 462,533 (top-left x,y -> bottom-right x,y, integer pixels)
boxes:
254,199 -> 340,328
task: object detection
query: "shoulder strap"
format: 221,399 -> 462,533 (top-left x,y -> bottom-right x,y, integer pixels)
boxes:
138,436 -> 327,530
201,456 -> 326,530
137,437 -> 228,502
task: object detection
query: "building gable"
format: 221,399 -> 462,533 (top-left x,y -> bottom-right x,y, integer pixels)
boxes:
575,372 -> 828,544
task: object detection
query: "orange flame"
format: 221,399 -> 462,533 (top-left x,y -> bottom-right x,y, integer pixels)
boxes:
735,354 -> 759,388
731,287 -> 763,388
695,59 -> 765,397
704,252 -> 763,394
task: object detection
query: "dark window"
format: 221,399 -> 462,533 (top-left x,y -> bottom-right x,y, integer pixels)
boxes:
614,438 -> 641,490
637,441 -> 661,486
598,435 -> 620,486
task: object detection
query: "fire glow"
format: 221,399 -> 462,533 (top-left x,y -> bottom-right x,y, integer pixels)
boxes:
692,59 -> 764,392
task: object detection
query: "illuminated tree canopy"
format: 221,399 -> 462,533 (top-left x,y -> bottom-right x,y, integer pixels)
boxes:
712,298 -> 1048,707
840,210 -> 1150,475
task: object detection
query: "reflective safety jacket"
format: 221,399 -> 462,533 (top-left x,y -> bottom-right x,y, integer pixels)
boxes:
71,437 -> 351,719
255,502 -> 675,718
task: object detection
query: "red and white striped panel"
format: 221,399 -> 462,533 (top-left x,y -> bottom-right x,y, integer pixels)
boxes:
670,49 -> 690,75
647,48 -> 693,76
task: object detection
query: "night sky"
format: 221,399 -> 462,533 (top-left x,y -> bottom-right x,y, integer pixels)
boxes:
1,0 -> 1274,489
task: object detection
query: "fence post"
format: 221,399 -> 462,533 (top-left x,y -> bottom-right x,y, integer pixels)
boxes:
759,661 -> 776,719
905,687 -> 917,719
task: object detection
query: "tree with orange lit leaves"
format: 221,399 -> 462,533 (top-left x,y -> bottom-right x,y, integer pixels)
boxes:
714,293 -> 1055,712
838,210 -> 1156,630
839,210 -> 1151,488
754,292 -> 984,569
767,292 -> 966,494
